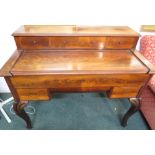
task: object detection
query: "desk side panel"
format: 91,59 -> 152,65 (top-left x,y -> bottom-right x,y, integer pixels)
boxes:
0,50 -> 22,76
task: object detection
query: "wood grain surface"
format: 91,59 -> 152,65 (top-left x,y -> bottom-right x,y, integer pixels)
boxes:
132,50 -> 155,74
14,36 -> 138,50
10,50 -> 148,75
0,50 -> 22,76
2,25 -> 152,127
12,25 -> 140,36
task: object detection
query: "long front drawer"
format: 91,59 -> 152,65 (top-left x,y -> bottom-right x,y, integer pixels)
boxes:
10,74 -> 149,99
10,74 -> 148,89
14,36 -> 138,50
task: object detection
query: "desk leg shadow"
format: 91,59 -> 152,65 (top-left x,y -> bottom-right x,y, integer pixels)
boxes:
13,101 -> 32,129
121,98 -> 141,127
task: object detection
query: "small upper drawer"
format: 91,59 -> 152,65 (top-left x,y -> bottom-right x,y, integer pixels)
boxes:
105,37 -> 138,49
50,36 -> 106,49
15,37 -> 50,49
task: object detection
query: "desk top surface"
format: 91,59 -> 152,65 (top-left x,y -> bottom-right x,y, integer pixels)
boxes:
12,25 -> 140,36
10,50 -> 148,75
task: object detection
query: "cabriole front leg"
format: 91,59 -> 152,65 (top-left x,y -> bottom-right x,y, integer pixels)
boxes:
13,101 -> 32,129
121,98 -> 141,127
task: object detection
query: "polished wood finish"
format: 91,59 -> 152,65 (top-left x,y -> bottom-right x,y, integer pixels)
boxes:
4,77 -> 20,102
132,50 -> 155,74
15,37 -> 49,49
16,88 -> 51,100
104,37 -> 138,49
0,50 -> 22,76
13,25 -> 140,50
15,36 -> 138,50
10,50 -> 148,75
13,101 -> 32,129
109,86 -> 142,98
10,74 -> 149,89
12,25 -> 140,36
10,74 -> 149,99
0,25 -> 152,128
121,98 -> 141,127
49,37 -> 106,50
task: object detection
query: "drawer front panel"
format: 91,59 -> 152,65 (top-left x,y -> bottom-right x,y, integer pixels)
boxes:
11,74 -> 149,89
109,86 -> 142,98
15,37 -> 50,49
50,37 -> 106,49
15,36 -> 138,50
16,88 -> 51,100
105,37 -> 138,49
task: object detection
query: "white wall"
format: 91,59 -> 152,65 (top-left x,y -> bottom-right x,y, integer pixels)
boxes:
0,0 -> 155,92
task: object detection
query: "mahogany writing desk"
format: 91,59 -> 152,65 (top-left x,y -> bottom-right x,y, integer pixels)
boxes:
1,25 -> 154,129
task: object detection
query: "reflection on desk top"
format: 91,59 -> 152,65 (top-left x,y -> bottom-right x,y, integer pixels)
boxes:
10,50 -> 148,75
12,25 -> 140,37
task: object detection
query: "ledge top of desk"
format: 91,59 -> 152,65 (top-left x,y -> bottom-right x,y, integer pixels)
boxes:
12,25 -> 140,37
10,50 -> 148,75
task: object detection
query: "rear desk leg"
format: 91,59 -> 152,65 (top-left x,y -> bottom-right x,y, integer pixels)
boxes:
121,98 -> 141,127
13,101 -> 32,129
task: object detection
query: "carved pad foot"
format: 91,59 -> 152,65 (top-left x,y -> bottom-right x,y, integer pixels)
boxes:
121,98 -> 141,127
13,101 -> 32,129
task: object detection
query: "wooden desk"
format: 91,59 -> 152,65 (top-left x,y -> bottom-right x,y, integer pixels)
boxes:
0,25 -> 153,128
